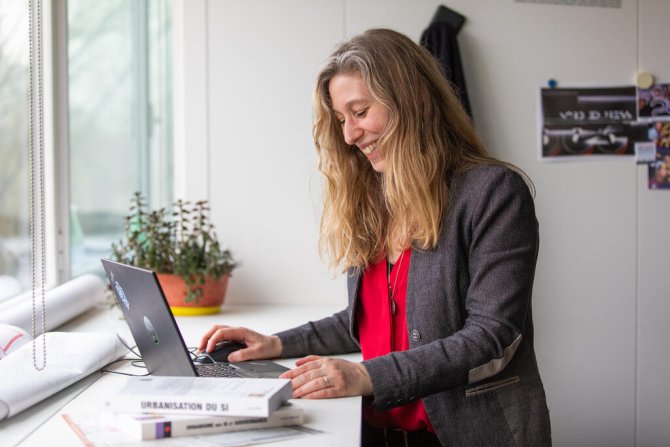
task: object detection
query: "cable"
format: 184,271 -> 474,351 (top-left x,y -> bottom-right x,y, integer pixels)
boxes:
99,334 -> 149,376
186,346 -> 199,360
100,358 -> 150,377
99,342 -> 209,376
115,333 -> 142,358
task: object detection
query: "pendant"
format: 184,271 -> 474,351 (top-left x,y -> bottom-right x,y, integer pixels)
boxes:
390,298 -> 397,315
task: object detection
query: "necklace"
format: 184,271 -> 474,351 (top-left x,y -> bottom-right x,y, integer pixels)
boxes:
386,250 -> 405,315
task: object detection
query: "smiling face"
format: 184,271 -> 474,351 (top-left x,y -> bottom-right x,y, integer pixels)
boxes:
329,72 -> 389,172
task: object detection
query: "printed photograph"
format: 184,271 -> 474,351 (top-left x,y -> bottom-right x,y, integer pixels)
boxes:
540,86 -> 646,158
647,121 -> 670,147
648,147 -> 670,190
638,83 -> 670,119
541,122 -> 649,157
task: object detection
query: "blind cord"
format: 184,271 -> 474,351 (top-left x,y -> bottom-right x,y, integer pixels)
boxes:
29,0 -> 47,372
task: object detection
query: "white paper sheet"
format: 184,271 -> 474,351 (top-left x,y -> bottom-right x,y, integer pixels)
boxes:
0,274 -> 106,333
0,332 -> 128,420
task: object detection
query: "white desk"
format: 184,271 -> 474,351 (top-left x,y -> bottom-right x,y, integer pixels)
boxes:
2,304 -> 362,446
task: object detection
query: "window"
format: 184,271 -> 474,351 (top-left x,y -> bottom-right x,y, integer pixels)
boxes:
0,0 -> 173,300
0,1 -> 31,301
66,0 -> 173,278
68,0 -> 173,278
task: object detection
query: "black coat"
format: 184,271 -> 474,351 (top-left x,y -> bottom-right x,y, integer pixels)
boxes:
421,22 -> 472,117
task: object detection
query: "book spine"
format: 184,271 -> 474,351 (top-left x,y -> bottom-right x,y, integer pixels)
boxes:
104,395 -> 272,418
139,408 -> 304,440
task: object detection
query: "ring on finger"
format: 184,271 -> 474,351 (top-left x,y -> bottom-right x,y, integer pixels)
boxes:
322,376 -> 332,388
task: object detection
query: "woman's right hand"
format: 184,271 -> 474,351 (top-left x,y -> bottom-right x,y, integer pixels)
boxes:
197,325 -> 283,362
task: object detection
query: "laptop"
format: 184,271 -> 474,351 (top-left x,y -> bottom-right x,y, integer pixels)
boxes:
101,258 -> 289,378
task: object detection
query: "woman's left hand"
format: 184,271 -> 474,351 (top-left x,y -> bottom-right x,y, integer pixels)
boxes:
279,355 -> 373,399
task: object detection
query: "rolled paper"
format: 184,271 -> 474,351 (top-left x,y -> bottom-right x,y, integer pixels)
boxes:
0,274 -> 107,334
0,332 -> 128,420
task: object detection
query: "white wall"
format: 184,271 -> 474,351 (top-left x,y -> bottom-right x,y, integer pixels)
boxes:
173,1 -> 670,445
636,2 -> 670,445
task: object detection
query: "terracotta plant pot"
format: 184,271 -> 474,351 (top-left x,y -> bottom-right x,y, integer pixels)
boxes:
156,273 -> 230,316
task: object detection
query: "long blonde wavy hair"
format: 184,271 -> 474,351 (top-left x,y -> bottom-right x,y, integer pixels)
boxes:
313,28 -> 500,272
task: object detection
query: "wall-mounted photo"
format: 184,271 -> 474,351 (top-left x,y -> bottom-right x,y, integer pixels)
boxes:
648,148 -> 670,189
638,83 -> 670,119
541,123 -> 649,157
647,121 -> 670,147
646,122 -> 670,189
540,86 -> 648,159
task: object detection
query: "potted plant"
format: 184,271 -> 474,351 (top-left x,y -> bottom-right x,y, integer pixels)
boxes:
111,192 -> 237,316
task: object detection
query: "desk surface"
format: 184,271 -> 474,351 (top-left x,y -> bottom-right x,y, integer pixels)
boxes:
2,303 -> 362,447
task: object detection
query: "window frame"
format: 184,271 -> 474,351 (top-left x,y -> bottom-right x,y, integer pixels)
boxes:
1,0 -> 174,299
52,0 -> 70,285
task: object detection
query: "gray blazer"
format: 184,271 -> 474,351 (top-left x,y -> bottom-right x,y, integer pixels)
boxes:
276,165 -> 552,446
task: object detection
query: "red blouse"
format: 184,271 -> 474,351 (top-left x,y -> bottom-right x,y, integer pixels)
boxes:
357,248 -> 434,432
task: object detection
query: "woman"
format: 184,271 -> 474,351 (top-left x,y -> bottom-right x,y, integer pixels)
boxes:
199,28 -> 551,446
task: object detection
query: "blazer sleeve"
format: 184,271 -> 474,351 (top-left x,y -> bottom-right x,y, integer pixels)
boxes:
274,307 -> 360,358
363,166 -> 539,410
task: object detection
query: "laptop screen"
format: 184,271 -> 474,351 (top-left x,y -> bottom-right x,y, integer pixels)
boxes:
101,259 -> 198,377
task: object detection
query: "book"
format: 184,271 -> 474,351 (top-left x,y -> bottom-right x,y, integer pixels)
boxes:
121,404 -> 303,440
102,376 -> 293,418
62,410 -> 321,447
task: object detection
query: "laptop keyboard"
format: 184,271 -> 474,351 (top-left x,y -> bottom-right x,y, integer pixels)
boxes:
195,363 -> 244,378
